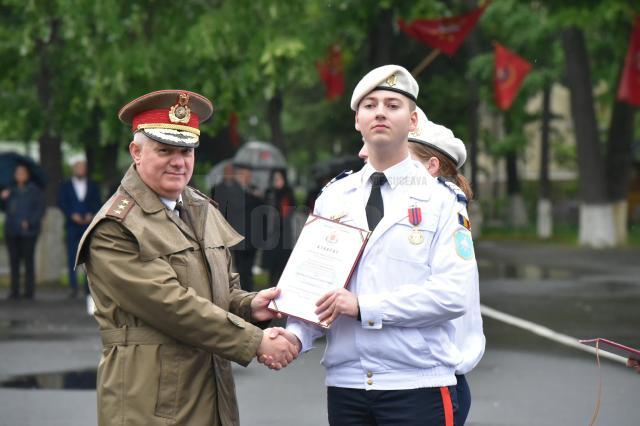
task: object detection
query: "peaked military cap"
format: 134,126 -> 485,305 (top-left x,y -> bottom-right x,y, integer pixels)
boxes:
118,90 -> 214,148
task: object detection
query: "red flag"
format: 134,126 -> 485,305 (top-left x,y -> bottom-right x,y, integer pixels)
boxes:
398,3 -> 488,56
229,112 -> 240,148
316,44 -> 344,100
617,17 -> 640,106
494,43 -> 532,110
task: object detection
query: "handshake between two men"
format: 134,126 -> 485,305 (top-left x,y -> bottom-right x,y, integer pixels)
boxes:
249,286 -> 360,371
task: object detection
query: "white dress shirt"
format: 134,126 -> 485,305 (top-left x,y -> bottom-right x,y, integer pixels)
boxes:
71,177 -> 88,202
287,156 -> 479,390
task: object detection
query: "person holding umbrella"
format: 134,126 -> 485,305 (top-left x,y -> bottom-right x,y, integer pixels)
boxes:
1,163 -> 45,299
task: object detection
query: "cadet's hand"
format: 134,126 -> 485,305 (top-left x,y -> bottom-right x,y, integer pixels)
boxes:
627,358 -> 640,374
251,287 -> 283,322
0,189 -> 9,200
84,213 -> 93,224
256,327 -> 299,370
71,213 -> 84,224
21,220 -> 29,231
315,288 -> 359,326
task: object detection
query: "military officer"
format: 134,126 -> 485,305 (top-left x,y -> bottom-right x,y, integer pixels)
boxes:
76,90 -> 298,426
287,65 -> 478,425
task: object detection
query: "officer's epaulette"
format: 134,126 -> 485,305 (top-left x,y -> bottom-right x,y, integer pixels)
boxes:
320,169 -> 353,196
437,176 -> 468,205
188,186 -> 219,209
105,194 -> 135,221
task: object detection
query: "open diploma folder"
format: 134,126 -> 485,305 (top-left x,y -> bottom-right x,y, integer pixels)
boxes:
268,215 -> 370,328
579,338 -> 640,361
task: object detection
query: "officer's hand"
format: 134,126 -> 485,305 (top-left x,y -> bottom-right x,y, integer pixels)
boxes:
627,358 -> 640,374
315,288 -> 359,326
256,328 -> 299,370
251,287 -> 283,322
267,327 -> 302,352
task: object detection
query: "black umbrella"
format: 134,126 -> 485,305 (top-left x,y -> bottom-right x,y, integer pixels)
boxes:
0,152 -> 47,188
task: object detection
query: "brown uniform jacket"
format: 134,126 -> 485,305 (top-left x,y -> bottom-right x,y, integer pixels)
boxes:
76,165 -> 264,426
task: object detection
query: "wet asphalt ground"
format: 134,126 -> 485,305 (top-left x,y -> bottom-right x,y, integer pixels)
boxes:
0,239 -> 639,426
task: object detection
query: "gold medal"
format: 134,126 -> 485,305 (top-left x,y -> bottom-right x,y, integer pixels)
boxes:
409,227 -> 424,245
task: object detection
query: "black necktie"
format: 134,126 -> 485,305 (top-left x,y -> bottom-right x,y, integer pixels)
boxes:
366,172 -> 386,230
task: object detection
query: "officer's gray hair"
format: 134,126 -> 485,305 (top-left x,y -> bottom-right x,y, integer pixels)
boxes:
132,131 -> 146,147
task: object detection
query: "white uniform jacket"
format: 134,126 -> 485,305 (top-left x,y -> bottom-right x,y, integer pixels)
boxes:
287,156 -> 479,390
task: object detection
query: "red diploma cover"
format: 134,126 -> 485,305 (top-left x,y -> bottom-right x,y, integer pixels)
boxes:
579,338 -> 640,361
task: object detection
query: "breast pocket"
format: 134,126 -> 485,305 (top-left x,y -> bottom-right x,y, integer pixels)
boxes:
384,213 -> 438,264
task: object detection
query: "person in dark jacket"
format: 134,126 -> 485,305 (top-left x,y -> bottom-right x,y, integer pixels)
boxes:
212,163 -> 263,291
0,164 -> 45,299
264,169 -> 295,284
58,155 -> 102,297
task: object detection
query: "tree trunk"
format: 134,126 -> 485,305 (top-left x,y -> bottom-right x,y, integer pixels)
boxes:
36,18 -> 63,207
605,99 -> 635,244
465,0 -> 480,198
506,150 -> 528,227
537,85 -> 552,238
369,7 -> 393,67
561,26 -> 615,247
266,90 -> 285,154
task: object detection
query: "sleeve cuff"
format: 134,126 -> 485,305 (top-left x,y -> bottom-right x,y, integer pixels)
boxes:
286,321 -> 316,353
357,294 -> 383,329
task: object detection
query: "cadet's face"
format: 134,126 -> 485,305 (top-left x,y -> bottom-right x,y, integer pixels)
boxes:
130,137 -> 194,199
355,91 -> 417,149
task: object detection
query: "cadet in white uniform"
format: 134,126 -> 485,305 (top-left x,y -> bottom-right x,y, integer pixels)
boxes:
408,107 -> 485,425
287,65 -> 479,426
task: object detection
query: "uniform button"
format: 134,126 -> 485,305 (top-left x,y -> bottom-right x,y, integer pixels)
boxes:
367,379 -> 373,385
368,320 -> 374,326
366,372 -> 373,378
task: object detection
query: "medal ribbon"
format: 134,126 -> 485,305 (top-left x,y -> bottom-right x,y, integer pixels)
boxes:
408,206 -> 422,226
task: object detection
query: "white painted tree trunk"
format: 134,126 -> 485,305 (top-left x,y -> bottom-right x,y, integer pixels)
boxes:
537,198 -> 553,239
508,194 -> 528,227
468,202 -> 483,238
612,200 -> 628,245
578,203 -> 617,248
36,207 -> 65,284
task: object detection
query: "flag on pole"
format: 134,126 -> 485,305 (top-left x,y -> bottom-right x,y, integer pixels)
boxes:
316,44 -> 344,100
617,17 -> 640,106
494,43 -> 532,110
398,3 -> 488,56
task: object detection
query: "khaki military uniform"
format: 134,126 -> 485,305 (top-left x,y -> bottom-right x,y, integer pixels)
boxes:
77,165 -> 264,426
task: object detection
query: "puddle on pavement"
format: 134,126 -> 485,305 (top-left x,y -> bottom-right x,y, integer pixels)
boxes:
0,369 -> 96,390
477,260 -> 576,280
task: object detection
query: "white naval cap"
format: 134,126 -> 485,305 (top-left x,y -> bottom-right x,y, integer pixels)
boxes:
350,64 -> 419,111
408,107 -> 467,168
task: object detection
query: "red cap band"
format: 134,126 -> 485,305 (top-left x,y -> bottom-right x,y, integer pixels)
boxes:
131,109 -> 200,133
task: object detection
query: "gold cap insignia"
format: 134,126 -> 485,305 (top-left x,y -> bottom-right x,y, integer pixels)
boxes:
169,92 -> 191,124
385,74 -> 397,87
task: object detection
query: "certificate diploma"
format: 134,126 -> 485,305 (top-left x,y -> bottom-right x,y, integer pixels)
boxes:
268,214 -> 370,328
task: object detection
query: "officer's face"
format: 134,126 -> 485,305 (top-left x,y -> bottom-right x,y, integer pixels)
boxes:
355,91 -> 417,149
130,136 -> 194,199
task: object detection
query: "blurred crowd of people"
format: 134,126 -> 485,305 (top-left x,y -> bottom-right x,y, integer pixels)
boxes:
211,163 -> 297,292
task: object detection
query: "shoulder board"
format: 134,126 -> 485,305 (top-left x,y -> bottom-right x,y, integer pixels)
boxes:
320,170 -> 353,195
437,176 -> 467,205
188,186 -> 219,209
105,194 -> 135,221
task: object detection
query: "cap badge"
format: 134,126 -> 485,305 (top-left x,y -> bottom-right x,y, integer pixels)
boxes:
169,92 -> 191,124
385,73 -> 397,87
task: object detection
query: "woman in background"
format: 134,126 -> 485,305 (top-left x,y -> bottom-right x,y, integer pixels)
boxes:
264,169 -> 295,284
1,164 -> 45,299
408,107 -> 484,426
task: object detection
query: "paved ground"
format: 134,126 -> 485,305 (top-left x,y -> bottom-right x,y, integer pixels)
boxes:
0,239 -> 639,425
